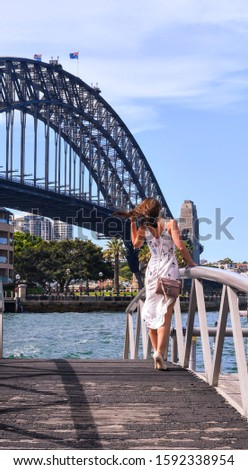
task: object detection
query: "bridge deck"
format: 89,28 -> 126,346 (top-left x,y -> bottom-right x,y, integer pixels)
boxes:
197,373 -> 244,417
0,359 -> 248,450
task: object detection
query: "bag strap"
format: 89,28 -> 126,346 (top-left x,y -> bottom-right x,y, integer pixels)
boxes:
160,281 -> 167,297
154,218 -> 171,282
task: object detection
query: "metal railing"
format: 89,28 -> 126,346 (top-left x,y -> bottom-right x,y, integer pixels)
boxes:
124,266 -> 248,418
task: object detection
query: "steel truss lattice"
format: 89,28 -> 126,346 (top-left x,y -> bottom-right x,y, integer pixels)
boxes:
0,57 -> 171,220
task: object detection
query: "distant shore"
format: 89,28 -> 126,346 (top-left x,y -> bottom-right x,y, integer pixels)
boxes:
5,296 -> 247,313
21,298 -> 130,313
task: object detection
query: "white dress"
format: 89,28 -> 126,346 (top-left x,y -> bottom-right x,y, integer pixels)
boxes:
142,220 -> 180,330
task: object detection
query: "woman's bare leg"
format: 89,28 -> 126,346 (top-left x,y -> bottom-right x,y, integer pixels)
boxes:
148,328 -> 157,352
157,302 -> 175,358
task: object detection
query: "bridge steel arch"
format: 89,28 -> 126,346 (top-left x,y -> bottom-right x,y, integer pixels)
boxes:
0,57 -> 172,239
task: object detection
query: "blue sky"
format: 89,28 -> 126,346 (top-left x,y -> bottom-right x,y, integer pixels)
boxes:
1,0 -> 248,262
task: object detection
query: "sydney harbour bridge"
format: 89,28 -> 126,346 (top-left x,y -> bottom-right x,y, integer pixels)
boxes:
0,57 -> 172,271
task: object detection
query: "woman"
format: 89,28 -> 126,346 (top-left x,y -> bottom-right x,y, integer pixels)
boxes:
115,197 -> 196,370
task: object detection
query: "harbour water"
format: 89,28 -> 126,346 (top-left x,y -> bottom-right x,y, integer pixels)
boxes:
3,311 -> 248,373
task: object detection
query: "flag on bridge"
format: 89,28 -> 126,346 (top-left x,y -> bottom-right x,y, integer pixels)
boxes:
69,52 -> 79,59
34,54 -> 42,61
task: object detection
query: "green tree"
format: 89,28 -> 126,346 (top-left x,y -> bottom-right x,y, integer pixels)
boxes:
13,232 -> 45,282
138,244 -> 151,267
38,239 -> 112,292
175,240 -> 194,268
14,235 -> 113,292
119,263 -> 132,282
14,231 -> 44,254
103,238 -> 126,294
218,257 -> 233,265
68,239 -> 112,291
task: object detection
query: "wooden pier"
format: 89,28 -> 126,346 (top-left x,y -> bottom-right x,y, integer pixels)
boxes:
0,359 -> 248,450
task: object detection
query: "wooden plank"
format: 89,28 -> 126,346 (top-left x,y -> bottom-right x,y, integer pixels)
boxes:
1,360 -> 248,449
197,372 -> 244,417
217,374 -> 244,415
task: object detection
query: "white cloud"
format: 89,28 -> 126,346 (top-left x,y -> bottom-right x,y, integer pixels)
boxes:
2,0 -> 248,53
1,0 -> 248,130
72,55 -> 248,107
112,103 -> 163,135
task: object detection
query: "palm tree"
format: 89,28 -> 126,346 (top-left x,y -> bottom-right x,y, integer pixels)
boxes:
103,238 -> 126,294
138,243 -> 151,266
138,244 -> 151,284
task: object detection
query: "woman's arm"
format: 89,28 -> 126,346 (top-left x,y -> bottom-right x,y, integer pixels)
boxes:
130,217 -> 146,248
168,219 -> 197,267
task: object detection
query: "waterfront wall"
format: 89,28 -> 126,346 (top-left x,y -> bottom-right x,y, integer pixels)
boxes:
19,299 -> 130,313
4,295 -> 248,314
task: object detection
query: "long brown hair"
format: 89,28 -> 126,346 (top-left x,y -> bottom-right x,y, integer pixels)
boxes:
114,197 -> 161,227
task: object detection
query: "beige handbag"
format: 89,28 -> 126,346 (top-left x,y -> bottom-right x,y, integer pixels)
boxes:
155,277 -> 181,298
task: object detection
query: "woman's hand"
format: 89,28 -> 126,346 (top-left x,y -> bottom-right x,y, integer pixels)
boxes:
168,219 -> 198,266
186,262 -> 197,268
130,218 -> 145,248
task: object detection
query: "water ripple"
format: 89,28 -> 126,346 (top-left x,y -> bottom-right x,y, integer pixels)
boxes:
3,311 -> 248,372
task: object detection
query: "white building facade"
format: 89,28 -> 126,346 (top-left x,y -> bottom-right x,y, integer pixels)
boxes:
14,215 -> 52,241
14,215 -> 73,242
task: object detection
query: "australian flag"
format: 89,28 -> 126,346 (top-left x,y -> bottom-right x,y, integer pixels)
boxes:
34,54 -> 42,61
69,52 -> 79,59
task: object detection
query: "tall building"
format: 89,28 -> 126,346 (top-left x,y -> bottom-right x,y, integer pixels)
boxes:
14,215 -> 52,241
178,200 -> 203,264
0,208 -> 14,284
52,219 -> 73,241
14,215 -> 73,241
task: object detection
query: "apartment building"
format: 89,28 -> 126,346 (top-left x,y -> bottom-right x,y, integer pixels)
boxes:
14,215 -> 52,241
0,208 -> 14,284
14,215 -> 73,241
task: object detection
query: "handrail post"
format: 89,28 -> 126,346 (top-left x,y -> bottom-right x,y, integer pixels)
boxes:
209,285 -> 229,386
170,329 -> 178,363
189,336 -> 197,371
123,288 -> 146,359
194,279 -> 212,380
123,311 -> 130,359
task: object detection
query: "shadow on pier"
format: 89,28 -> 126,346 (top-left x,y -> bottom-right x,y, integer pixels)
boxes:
0,359 -> 248,449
